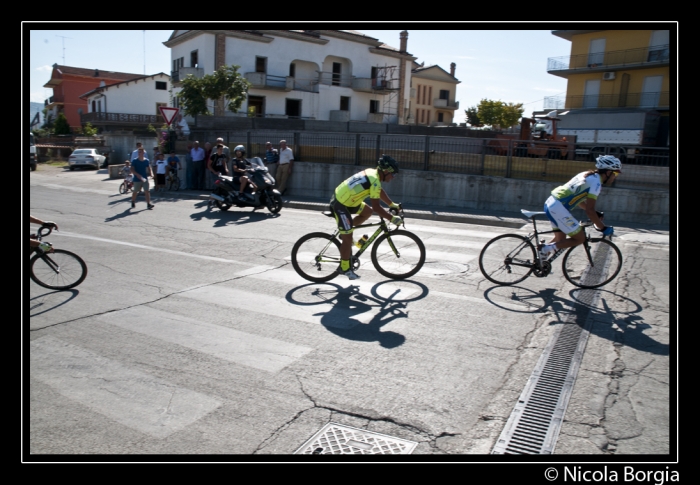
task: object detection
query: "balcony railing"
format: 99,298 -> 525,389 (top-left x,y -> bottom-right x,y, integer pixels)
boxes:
543,91 -> 669,110
244,72 -> 294,91
171,67 -> 204,83
547,44 -> 670,72
433,98 -> 459,110
45,95 -> 64,106
316,71 -> 353,88
351,77 -> 399,93
81,112 -> 164,124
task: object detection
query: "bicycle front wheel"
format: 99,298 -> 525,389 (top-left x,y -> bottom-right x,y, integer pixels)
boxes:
479,234 -> 536,285
291,232 -> 341,282
371,230 -> 425,280
168,176 -> 180,191
562,238 -> 622,289
29,249 -> 88,290
119,181 -> 128,194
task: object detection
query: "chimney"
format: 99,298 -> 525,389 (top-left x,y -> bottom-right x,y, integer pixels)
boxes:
450,63 -> 456,77
94,69 -> 99,77
399,30 -> 408,53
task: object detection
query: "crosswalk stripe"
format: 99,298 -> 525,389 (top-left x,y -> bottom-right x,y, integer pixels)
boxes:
30,336 -> 221,439
97,306 -> 313,372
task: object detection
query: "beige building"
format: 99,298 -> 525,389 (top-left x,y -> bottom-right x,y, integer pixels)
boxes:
408,62 -> 460,126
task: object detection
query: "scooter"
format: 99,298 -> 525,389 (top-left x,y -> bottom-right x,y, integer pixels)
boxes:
209,157 -> 283,214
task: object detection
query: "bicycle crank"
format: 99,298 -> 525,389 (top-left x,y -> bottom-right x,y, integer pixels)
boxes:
533,261 -> 552,277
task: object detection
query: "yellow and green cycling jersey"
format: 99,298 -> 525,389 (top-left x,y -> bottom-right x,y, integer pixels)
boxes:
551,172 -> 602,210
334,168 -> 382,207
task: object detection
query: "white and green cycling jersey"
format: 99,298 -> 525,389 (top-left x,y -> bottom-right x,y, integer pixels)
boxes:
551,171 -> 602,210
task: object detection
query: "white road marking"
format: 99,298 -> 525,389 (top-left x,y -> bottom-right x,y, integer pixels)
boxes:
30,336 -> 221,439
98,306 -> 313,373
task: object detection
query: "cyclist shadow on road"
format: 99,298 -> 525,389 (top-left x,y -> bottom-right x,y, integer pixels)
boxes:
483,286 -> 668,356
29,289 -> 80,318
286,280 -> 428,349
189,200 -> 280,227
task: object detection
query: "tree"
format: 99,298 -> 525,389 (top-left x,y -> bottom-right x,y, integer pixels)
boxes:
82,122 -> 98,136
176,64 -> 251,118
473,99 -> 525,130
53,112 -> 71,135
464,106 -> 482,127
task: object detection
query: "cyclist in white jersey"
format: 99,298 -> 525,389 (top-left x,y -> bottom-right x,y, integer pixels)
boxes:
539,155 -> 621,260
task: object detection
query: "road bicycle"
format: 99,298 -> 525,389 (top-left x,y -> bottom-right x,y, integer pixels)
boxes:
29,226 -> 88,290
291,204 -> 426,282
478,209 -> 623,289
166,169 -> 181,191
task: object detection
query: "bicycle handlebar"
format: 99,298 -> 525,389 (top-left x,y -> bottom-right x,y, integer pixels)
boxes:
37,226 -> 54,238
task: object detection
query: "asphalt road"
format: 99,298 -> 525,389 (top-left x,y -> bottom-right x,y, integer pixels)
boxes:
25,165 -> 673,465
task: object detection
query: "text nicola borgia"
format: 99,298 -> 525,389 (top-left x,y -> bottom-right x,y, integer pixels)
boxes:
563,467 -> 678,484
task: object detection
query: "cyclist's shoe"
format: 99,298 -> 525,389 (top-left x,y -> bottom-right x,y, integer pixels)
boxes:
538,244 -> 554,261
342,269 -> 361,280
147,204 -> 155,210
131,201 -> 136,209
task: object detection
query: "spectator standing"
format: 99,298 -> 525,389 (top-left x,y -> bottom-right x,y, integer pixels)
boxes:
131,142 -> 148,162
208,144 -> 229,177
154,153 -> 168,192
264,141 -> 279,181
130,148 -> 154,210
190,141 -> 206,190
214,137 -> 231,173
277,140 -> 294,195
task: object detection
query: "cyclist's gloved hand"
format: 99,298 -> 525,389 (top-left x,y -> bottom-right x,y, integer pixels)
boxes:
389,202 -> 401,210
37,242 -> 53,253
390,215 -> 403,226
41,221 -> 58,231
602,226 -> 614,237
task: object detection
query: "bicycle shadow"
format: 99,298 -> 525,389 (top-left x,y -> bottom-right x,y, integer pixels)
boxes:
482,285 -> 668,356
29,289 -> 80,317
286,280 -> 428,349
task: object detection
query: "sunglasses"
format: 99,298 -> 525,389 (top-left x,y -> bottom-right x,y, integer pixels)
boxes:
611,170 -> 620,176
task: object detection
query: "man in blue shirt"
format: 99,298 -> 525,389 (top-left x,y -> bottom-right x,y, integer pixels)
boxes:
130,148 -> 155,210
264,141 -> 279,180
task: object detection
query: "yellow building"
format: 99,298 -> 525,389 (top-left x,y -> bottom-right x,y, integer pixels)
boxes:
548,29 -> 670,113
408,62 -> 460,126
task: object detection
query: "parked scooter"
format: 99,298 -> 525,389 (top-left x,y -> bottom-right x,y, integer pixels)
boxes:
209,157 -> 283,213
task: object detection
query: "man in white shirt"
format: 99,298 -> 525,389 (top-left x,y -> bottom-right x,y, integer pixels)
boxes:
276,139 -> 294,195
131,142 -> 148,162
190,141 -> 206,190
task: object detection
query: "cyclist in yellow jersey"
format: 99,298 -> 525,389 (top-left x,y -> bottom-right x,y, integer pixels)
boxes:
539,155 -> 621,261
330,155 -> 403,280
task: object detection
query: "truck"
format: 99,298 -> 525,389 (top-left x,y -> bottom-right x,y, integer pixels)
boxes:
29,132 -> 37,171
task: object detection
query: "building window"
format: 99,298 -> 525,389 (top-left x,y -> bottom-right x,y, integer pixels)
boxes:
289,63 -> 295,77
173,96 -> 180,109
190,50 -> 198,68
256,56 -> 267,73
438,112 -> 444,123
286,99 -> 301,118
155,81 -> 167,90
340,96 -> 350,111
439,90 -> 449,100
173,57 -> 184,72
92,100 -> 96,112
427,111 -> 431,125
428,87 -> 432,105
370,100 -> 379,114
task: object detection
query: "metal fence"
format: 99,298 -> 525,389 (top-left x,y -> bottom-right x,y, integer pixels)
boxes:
188,130 -> 670,191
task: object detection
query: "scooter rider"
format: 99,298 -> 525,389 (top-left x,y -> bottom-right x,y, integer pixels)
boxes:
232,145 -> 257,201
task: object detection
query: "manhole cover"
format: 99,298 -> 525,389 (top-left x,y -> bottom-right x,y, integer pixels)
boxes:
294,422 -> 418,455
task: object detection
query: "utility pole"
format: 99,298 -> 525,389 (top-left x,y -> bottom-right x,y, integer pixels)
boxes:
55,35 -> 72,64
143,30 -> 146,75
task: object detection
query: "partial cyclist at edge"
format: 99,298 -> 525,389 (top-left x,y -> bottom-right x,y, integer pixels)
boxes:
538,154 -> 621,261
29,215 -> 58,253
330,154 -> 403,280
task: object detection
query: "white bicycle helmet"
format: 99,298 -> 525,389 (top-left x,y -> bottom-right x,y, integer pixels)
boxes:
234,145 -> 246,157
595,155 -> 622,171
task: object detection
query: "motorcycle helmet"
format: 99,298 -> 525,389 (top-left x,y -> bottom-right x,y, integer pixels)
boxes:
595,155 -> 622,172
234,145 -> 246,157
377,154 -> 399,174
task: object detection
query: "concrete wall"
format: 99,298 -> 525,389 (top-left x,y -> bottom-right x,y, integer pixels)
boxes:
285,162 -> 670,227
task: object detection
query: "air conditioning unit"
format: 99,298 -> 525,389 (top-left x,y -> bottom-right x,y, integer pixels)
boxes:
603,72 -> 616,80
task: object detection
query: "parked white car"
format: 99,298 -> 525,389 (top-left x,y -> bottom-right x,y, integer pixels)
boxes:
68,148 -> 105,170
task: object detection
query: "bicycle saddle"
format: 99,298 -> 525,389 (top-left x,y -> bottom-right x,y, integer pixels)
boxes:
521,209 -> 545,218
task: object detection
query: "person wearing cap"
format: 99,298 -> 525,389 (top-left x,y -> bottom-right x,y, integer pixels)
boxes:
264,142 -> 279,181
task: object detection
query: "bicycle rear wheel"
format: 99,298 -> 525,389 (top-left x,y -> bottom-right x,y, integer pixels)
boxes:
29,249 -> 88,290
119,181 -> 128,194
562,238 -> 622,289
371,230 -> 425,280
168,175 -> 180,191
291,232 -> 341,282
479,234 -> 536,285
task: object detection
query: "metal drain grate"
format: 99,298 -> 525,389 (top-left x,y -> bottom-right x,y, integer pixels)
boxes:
492,242 -> 613,454
294,423 -> 418,455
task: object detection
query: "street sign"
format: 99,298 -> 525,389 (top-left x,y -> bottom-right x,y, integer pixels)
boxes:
159,107 -> 180,127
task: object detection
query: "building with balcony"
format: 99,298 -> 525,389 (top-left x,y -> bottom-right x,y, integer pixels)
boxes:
546,30 -> 670,113
163,30 -> 416,125
43,64 -> 145,130
409,62 -> 460,126
78,73 -> 172,132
